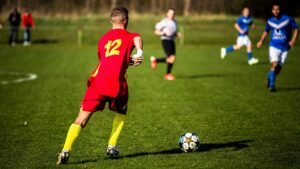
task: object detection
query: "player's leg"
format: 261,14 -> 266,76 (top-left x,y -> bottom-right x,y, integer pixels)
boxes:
221,45 -> 241,59
150,40 -> 166,69
23,27 -> 28,46
9,27 -> 16,45
150,56 -> 166,69
268,61 -> 278,91
165,55 -> 176,80
163,40 -> 176,80
157,40 -> 169,63
275,51 -> 288,75
57,109 -> 93,165
267,47 -> 281,91
221,37 -> 242,59
275,64 -> 282,75
107,93 -> 128,156
107,113 -> 126,156
13,27 -> 18,45
247,43 -> 259,65
268,50 -> 288,91
63,109 -> 93,149
57,87 -> 105,164
156,57 -> 167,62
150,40 -> 169,69
27,28 -> 31,45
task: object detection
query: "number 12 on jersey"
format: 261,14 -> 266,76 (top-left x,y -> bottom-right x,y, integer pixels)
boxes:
104,39 -> 122,57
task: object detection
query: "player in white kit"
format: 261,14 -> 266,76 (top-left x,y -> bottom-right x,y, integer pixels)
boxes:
150,8 -> 181,80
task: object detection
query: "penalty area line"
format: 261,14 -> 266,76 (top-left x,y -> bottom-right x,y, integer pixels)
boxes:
0,71 -> 38,85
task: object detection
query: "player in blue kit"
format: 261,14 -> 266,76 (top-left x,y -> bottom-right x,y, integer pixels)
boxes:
257,4 -> 299,91
221,7 -> 259,65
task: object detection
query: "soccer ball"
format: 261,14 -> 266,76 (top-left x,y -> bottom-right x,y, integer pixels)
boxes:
178,132 -> 200,152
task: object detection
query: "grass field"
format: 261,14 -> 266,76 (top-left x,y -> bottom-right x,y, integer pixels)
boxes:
0,16 -> 300,169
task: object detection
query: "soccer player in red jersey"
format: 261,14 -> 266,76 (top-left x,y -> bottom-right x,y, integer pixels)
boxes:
21,9 -> 35,46
56,7 -> 143,164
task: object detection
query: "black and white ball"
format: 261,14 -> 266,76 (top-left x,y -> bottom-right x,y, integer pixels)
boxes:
178,132 -> 200,152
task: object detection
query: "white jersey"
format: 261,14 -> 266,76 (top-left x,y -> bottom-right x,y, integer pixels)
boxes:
155,18 -> 178,40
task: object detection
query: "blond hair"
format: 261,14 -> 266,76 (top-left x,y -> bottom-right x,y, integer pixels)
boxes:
111,7 -> 128,24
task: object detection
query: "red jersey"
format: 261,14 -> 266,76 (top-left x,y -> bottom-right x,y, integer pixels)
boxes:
90,29 -> 139,97
21,12 -> 35,28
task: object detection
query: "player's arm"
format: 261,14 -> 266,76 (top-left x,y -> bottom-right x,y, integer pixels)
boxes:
257,22 -> 271,48
234,23 -> 245,34
176,22 -> 182,38
250,20 -> 256,29
155,29 -> 164,36
289,28 -> 299,47
129,36 -> 143,66
256,31 -> 268,48
154,20 -> 168,36
289,18 -> 299,48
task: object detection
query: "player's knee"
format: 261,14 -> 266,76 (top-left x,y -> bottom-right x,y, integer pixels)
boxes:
275,64 -> 282,74
270,62 -> 278,70
167,55 -> 176,63
234,45 -> 241,50
74,117 -> 88,128
247,46 -> 252,52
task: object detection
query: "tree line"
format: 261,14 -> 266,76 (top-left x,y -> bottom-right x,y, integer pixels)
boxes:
0,0 -> 299,18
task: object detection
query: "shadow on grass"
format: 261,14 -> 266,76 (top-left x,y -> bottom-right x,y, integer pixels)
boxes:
256,60 -> 270,65
120,140 -> 253,159
69,140 -> 252,164
176,73 -> 237,79
32,39 -> 59,44
0,39 -> 59,45
69,158 -> 98,164
276,87 -> 300,92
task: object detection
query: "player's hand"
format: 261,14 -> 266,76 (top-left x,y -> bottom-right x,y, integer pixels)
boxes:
256,41 -> 263,48
177,32 -> 182,38
289,41 -> 295,48
239,29 -> 245,34
130,49 -> 143,66
155,30 -> 163,36
130,54 -> 143,66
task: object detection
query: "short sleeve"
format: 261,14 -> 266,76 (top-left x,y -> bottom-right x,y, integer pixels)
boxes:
265,20 -> 272,32
236,17 -> 242,25
131,32 -> 140,38
289,17 -> 299,29
249,18 -> 253,26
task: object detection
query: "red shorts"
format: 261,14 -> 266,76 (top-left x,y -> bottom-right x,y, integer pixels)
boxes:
81,86 -> 128,114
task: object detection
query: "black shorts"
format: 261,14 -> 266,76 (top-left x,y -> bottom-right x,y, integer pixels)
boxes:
162,39 -> 175,57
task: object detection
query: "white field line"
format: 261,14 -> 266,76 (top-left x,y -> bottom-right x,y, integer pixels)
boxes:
0,71 -> 38,85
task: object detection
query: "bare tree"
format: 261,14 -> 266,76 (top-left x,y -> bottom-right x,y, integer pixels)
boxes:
183,0 -> 191,16
129,0 -> 136,13
111,0 -> 117,10
151,0 -> 157,14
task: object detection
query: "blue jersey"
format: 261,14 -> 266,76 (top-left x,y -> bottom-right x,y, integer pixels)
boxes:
236,16 -> 253,36
265,14 -> 299,51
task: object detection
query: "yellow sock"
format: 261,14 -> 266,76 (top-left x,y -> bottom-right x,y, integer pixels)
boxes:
63,123 -> 82,151
108,113 -> 126,146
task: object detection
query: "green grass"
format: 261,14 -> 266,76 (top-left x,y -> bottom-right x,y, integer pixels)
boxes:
0,17 -> 300,169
